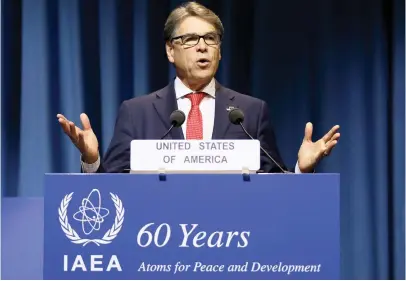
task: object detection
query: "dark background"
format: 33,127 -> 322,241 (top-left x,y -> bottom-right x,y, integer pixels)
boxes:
2,0 -> 405,279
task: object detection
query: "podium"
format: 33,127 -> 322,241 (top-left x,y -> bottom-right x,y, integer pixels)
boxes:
2,173 -> 340,280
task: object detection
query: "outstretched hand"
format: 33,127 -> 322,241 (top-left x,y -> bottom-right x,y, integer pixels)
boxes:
298,122 -> 340,173
56,113 -> 99,164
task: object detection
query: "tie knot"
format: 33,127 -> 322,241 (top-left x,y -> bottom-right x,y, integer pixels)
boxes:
185,92 -> 206,106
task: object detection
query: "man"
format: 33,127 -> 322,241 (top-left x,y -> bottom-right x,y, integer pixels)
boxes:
57,1 -> 340,173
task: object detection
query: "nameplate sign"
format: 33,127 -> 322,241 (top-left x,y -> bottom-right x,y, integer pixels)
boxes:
130,140 -> 260,173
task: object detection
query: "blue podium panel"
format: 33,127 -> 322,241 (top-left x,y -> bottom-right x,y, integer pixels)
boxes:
1,198 -> 44,280
42,173 -> 340,280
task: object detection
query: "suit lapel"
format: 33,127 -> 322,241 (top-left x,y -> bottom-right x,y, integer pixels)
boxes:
212,82 -> 236,139
152,82 -> 184,139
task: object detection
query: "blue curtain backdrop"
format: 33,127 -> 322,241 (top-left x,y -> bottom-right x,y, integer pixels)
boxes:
2,0 -> 404,279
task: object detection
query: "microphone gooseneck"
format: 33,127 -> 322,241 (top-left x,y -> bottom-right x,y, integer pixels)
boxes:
228,108 -> 291,173
160,110 -> 186,139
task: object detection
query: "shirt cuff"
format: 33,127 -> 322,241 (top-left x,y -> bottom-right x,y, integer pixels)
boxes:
295,161 -> 302,173
81,154 -> 100,173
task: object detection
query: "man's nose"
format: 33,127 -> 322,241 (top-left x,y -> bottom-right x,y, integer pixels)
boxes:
196,37 -> 208,51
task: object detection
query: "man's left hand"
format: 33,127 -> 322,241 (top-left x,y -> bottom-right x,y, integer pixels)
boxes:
298,122 -> 340,173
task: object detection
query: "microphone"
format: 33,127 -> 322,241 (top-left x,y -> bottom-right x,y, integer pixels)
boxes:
228,108 -> 291,173
160,110 -> 186,139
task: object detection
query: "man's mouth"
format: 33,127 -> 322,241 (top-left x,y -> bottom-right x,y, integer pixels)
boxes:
197,58 -> 210,67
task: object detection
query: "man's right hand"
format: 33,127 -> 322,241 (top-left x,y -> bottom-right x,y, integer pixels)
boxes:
57,113 -> 99,164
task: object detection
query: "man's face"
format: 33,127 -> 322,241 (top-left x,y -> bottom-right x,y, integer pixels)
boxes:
166,16 -> 221,88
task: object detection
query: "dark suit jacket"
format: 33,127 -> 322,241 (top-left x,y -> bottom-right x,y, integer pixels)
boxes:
96,80 -> 287,173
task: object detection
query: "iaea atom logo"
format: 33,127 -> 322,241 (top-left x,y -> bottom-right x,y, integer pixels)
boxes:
58,189 -> 125,246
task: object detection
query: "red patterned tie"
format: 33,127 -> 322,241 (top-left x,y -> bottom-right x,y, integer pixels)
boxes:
185,92 -> 206,139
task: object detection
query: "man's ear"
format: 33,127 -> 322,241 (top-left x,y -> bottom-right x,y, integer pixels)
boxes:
166,42 -> 175,63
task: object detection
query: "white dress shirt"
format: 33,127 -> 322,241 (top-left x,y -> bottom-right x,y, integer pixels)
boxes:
174,76 -> 216,139
82,77 -> 302,173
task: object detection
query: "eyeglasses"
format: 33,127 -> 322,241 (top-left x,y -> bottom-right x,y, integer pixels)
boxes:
171,32 -> 222,47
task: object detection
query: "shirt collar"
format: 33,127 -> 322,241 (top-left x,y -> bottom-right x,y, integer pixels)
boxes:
174,77 -> 216,99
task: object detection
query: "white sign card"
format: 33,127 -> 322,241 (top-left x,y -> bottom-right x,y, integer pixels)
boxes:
130,140 -> 260,173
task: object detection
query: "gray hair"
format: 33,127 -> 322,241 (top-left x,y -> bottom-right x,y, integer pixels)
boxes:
164,1 -> 224,41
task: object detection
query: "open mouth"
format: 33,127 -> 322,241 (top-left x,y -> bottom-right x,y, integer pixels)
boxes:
197,58 -> 210,66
